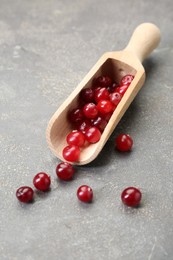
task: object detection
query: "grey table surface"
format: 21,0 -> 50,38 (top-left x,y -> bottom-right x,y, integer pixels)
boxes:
1,0 -> 173,259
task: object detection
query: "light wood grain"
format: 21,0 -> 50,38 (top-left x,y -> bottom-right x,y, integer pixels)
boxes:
46,23 -> 160,165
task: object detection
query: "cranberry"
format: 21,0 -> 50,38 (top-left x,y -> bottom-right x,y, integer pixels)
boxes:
63,145 -> 80,162
66,130 -> 85,147
97,100 -> 113,114
83,103 -> 98,119
76,119 -> 91,133
91,116 -> 107,132
33,172 -> 51,191
120,75 -> 134,86
109,92 -> 122,106
77,185 -> 93,203
107,82 -> 119,93
85,126 -> 101,143
80,88 -> 94,103
56,162 -> 75,181
121,187 -> 142,207
94,87 -> 109,103
103,112 -> 113,122
94,76 -> 112,88
16,186 -> 34,203
68,108 -> 84,123
115,134 -> 133,152
116,85 -> 129,96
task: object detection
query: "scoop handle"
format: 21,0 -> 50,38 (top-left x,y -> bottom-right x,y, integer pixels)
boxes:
125,23 -> 161,62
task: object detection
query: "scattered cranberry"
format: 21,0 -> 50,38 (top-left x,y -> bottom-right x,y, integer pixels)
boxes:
116,85 -> 129,96
76,119 -> 91,133
69,108 -> 84,123
85,126 -> 101,143
66,130 -> 85,147
80,88 -> 94,103
77,185 -> 93,203
56,162 -> 75,181
107,82 -> 119,93
83,103 -> 98,119
94,87 -> 109,103
115,134 -> 133,152
33,172 -> 51,191
120,75 -> 134,86
94,76 -> 112,88
63,145 -> 80,162
16,186 -> 34,203
110,92 -> 122,106
121,187 -> 142,207
91,116 -> 107,132
97,100 -> 113,114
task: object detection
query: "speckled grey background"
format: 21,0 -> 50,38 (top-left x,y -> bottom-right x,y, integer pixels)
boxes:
0,0 -> 173,259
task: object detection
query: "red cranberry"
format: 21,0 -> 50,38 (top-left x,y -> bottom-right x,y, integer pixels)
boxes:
94,76 -> 112,88
66,130 -> 85,147
33,172 -> 51,191
116,85 -> 129,96
103,112 -> 113,122
121,187 -> 142,207
94,87 -> 109,103
107,82 -> 119,93
69,108 -> 84,123
120,75 -> 134,86
109,92 -> 122,106
76,119 -> 91,133
91,116 -> 107,132
115,134 -> 133,152
80,88 -> 94,103
85,126 -> 101,143
97,100 -> 113,114
63,145 -> 80,162
77,185 -> 93,203
56,162 -> 75,181
16,186 -> 34,203
83,103 -> 98,119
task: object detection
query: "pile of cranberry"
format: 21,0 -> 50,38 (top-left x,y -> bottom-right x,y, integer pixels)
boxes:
16,74 -> 142,208
63,74 -> 134,162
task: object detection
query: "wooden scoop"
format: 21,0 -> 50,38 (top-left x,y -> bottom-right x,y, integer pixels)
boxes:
46,23 -> 160,165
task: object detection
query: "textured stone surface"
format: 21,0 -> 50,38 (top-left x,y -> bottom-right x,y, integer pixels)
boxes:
0,0 -> 173,259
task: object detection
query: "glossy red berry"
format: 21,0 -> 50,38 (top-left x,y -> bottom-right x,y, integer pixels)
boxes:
94,76 -> 112,88
16,186 -> 34,203
109,92 -> 122,106
83,103 -> 98,119
120,75 -> 134,86
63,145 -> 80,162
66,130 -> 85,147
121,187 -> 142,207
69,108 -> 84,123
116,85 -> 129,96
107,82 -> 119,93
94,87 -> 109,103
91,116 -> 107,132
80,88 -> 94,103
85,126 -> 101,143
56,162 -> 75,181
77,185 -> 93,203
75,119 -> 91,133
33,172 -> 51,191
97,100 -> 113,114
115,134 -> 133,152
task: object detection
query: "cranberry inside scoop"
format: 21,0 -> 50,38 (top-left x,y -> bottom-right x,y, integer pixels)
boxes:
83,103 -> 98,119
63,145 -> 80,162
33,172 -> 51,191
94,76 -> 112,88
77,185 -> 93,203
120,75 -> 134,86
85,126 -> 101,143
16,186 -> 34,203
121,187 -> 142,207
66,130 -> 85,147
69,108 -> 84,123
